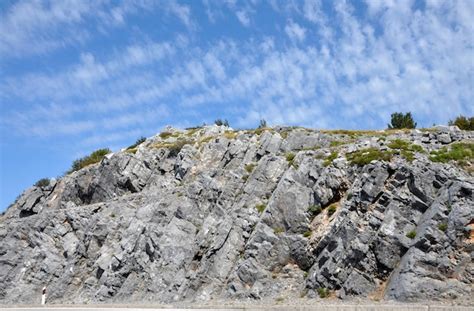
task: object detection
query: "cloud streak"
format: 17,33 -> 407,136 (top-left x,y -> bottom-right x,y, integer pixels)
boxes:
1,0 -> 473,144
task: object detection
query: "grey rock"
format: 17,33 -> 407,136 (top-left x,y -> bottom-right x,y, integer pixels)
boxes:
1,125 -> 473,305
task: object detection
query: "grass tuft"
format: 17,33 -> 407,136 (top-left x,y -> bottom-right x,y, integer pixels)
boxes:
224,130 -> 238,140
317,287 -> 330,298
255,203 -> 266,213
274,227 -> 285,234
346,148 -> 392,166
327,203 -> 337,216
406,230 -> 417,239
429,142 -> 473,166
438,223 -> 448,232
245,163 -> 256,173
323,151 -> 338,167
68,148 -> 111,173
308,204 -> 322,216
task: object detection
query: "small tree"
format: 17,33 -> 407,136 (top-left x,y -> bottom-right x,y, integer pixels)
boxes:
448,115 -> 474,130
34,178 -> 50,188
127,136 -> 146,150
258,119 -> 267,128
214,119 -> 229,127
388,112 -> 417,129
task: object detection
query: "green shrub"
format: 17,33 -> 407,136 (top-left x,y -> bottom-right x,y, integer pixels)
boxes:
308,204 -> 322,216
34,178 -> 50,188
327,203 -> 337,216
245,163 -> 256,173
68,148 -> 111,173
186,127 -> 201,136
323,151 -> 338,167
438,223 -> 448,232
274,227 -> 285,234
303,230 -> 312,238
448,115 -> 474,130
329,140 -> 346,147
286,152 -> 298,168
429,143 -> 473,164
387,139 -> 424,161
317,287 -> 329,298
286,152 -> 295,162
125,148 -> 137,154
388,112 -> 417,129
406,230 -> 417,239
224,130 -> 237,139
259,119 -> 267,128
346,148 -> 392,166
153,139 -> 193,157
215,119 -> 229,127
256,203 -> 266,213
127,136 -> 146,150
387,139 -> 411,150
159,131 -> 174,139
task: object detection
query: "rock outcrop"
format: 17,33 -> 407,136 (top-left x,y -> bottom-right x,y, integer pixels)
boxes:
1,125 -> 473,304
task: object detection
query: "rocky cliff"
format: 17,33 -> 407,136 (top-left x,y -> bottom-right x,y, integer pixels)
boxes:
1,125 -> 473,305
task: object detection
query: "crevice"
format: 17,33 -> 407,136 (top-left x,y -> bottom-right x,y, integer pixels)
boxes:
19,209 -> 37,218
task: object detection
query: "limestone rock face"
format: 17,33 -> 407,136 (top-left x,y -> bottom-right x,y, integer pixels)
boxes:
1,126 -> 473,304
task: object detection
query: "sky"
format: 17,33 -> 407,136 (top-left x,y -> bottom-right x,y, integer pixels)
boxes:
0,0 -> 473,211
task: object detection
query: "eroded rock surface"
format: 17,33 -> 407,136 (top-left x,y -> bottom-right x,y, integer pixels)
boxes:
1,126 -> 473,304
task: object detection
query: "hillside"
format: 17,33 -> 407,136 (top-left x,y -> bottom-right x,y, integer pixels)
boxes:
0,125 -> 473,305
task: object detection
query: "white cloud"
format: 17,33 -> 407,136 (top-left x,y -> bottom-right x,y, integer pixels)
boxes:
285,20 -> 306,42
167,1 -> 193,28
236,10 -> 250,27
0,1 -> 186,58
1,0 -> 473,141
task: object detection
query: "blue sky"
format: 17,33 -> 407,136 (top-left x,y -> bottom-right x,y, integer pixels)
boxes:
0,0 -> 473,211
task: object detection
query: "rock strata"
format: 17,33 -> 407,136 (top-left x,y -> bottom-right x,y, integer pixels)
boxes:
0,125 -> 473,305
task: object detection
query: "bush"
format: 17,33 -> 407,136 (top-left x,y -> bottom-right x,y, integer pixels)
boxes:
224,130 -> 237,139
406,230 -> 417,239
34,178 -> 50,188
274,227 -> 284,234
303,230 -> 312,238
317,287 -> 329,298
258,119 -> 267,128
327,203 -> 337,216
438,223 -> 448,232
329,140 -> 346,147
448,115 -> 474,130
159,131 -> 174,139
127,136 -> 146,150
68,148 -> 111,174
286,152 -> 295,162
323,151 -> 338,167
429,143 -> 473,165
286,152 -> 298,168
346,148 -> 392,166
308,204 -> 322,216
387,139 -> 425,162
388,112 -> 417,129
245,163 -> 256,173
255,203 -> 266,213
215,119 -> 229,127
